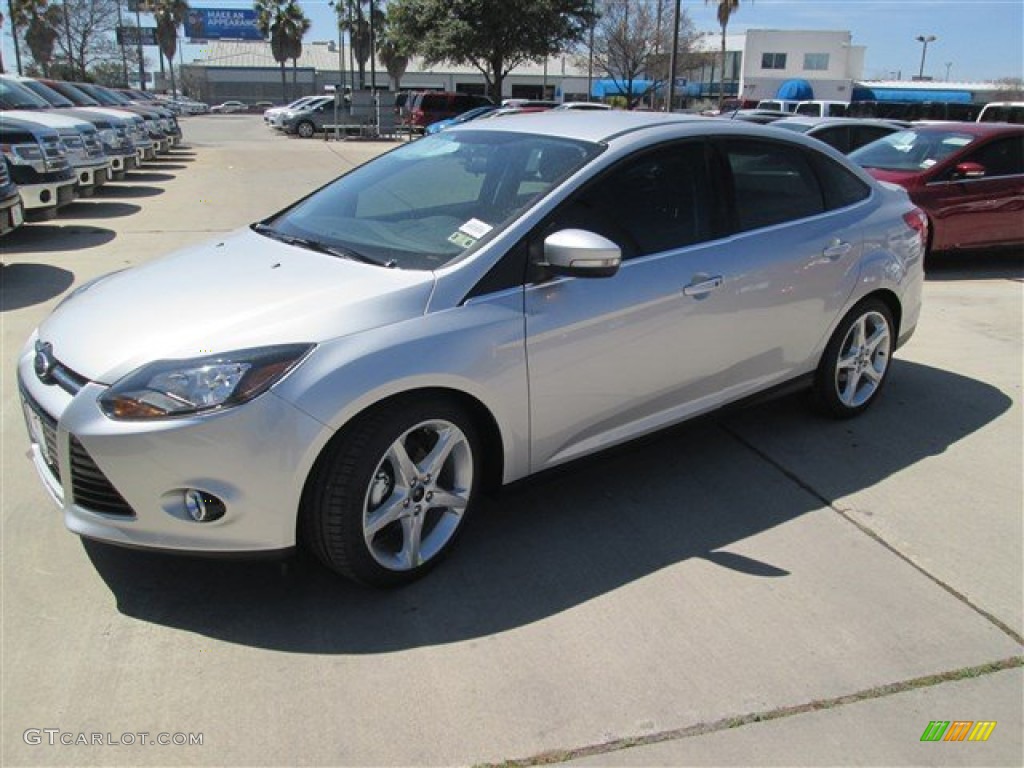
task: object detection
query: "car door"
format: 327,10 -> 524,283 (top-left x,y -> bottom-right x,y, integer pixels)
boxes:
524,138 -> 866,471
525,140 -> 735,469
918,135 -> 1024,249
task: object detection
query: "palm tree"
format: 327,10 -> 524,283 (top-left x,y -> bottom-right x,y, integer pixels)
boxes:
24,4 -> 62,76
375,6 -> 409,91
284,1 -> 310,95
706,0 -> 742,110
333,0 -> 382,90
154,0 -> 189,95
255,0 -> 309,102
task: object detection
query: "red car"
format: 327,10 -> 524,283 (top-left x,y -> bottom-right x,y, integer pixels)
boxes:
850,122 -> 1024,254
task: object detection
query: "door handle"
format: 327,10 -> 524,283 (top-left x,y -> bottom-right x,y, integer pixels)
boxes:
683,276 -> 724,296
822,240 -> 853,260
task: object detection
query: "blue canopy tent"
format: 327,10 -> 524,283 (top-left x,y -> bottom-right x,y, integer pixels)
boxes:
775,79 -> 814,100
591,78 -> 659,99
851,87 -> 973,103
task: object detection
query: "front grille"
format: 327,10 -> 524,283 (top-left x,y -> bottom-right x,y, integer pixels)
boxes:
41,136 -> 69,171
22,391 -> 61,482
83,132 -> 105,160
70,437 -> 135,517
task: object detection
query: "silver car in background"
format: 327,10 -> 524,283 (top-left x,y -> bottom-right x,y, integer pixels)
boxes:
18,113 -> 925,586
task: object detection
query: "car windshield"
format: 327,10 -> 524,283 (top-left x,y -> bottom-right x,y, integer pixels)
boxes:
849,129 -> 976,171
0,79 -> 49,109
20,80 -> 76,107
263,130 -> 602,270
46,81 -> 100,106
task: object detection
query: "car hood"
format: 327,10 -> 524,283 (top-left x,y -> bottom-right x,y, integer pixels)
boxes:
1,109 -> 90,130
38,228 -> 435,384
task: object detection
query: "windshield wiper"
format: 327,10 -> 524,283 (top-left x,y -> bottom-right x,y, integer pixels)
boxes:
252,223 -> 395,268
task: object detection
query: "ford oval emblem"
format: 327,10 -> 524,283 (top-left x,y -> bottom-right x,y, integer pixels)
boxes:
34,341 -> 57,384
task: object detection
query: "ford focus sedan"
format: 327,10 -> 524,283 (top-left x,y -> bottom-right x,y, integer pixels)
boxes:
19,113 -> 926,586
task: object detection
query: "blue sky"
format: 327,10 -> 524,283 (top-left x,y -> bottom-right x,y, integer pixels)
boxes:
3,1 -> 1023,84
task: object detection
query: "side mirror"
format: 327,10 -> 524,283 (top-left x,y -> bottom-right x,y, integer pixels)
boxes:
953,161 -> 985,180
543,229 -> 621,278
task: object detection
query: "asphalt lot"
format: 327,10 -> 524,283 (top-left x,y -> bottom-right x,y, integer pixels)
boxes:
1,115 -> 1022,767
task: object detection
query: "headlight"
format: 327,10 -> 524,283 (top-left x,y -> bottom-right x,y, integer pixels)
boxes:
99,128 -> 117,145
99,344 -> 314,420
1,142 -> 45,169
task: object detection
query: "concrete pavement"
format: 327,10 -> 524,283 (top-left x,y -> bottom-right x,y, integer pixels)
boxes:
1,116 -> 1021,767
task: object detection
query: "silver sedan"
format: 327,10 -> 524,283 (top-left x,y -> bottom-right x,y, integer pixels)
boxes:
18,112 -> 926,586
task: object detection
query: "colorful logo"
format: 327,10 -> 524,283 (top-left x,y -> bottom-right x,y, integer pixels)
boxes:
920,721 -> 997,742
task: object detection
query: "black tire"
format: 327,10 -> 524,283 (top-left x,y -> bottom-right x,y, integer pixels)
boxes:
812,298 -> 895,419
301,395 -> 481,587
296,121 -> 315,139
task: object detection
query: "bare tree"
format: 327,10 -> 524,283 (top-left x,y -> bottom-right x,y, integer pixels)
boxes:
590,0 -> 699,109
53,0 -> 123,80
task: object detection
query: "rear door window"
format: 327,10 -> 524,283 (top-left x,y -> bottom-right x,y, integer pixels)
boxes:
722,140 -> 826,231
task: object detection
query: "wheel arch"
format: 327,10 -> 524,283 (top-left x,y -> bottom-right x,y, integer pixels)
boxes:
299,386 -> 506,523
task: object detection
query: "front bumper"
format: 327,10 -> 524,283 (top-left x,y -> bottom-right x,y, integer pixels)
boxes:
18,178 -> 78,215
0,189 -> 25,235
73,161 -> 112,194
17,340 -> 328,554
107,152 -> 138,175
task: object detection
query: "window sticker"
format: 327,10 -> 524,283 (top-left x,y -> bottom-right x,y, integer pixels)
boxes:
943,137 -> 972,147
459,218 -> 493,239
448,231 -> 477,249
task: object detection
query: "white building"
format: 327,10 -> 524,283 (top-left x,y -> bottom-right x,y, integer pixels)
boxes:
738,29 -> 866,103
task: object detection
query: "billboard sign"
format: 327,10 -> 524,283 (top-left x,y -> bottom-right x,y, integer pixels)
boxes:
185,8 -> 263,41
117,26 -> 158,46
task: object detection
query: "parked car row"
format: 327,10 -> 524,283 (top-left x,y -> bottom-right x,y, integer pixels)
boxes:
0,74 -> 184,232
417,103 -> 1024,256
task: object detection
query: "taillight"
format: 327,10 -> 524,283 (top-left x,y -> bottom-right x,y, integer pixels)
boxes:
903,208 -> 928,242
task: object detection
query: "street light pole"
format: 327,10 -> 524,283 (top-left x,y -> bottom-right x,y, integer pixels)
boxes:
944,61 -> 953,80
915,34 -> 936,80
666,0 -> 681,112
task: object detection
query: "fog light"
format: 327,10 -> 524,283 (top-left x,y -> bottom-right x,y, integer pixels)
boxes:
184,489 -> 226,522
80,172 -> 89,183
40,189 -> 51,203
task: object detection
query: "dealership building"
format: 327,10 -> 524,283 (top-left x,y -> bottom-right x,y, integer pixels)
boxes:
177,28 -> 1008,106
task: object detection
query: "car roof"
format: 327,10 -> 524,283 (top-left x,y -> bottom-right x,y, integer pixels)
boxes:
903,121 -> 1024,137
449,110 -> 710,143
774,116 -> 903,129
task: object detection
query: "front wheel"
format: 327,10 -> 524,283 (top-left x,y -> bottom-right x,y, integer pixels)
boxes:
813,299 -> 895,419
296,120 -> 315,138
302,396 -> 481,586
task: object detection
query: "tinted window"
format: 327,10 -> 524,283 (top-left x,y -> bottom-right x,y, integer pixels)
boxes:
420,94 -> 444,110
724,140 -> 825,231
849,125 -> 897,152
958,136 -> 1024,178
808,153 -> 871,210
811,126 -> 849,153
546,142 -> 713,260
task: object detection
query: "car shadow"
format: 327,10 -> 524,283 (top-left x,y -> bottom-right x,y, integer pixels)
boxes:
0,223 -> 116,254
58,200 -> 142,219
926,249 -> 1023,282
0,263 -> 75,311
83,360 -> 1011,654
141,163 -> 188,171
123,171 -> 176,183
94,184 -> 164,199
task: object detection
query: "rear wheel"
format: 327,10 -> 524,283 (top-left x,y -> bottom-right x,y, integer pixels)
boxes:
813,298 -> 894,418
302,396 -> 481,586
